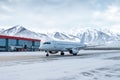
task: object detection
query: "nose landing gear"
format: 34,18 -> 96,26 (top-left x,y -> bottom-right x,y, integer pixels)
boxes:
46,51 -> 49,56
46,53 -> 49,56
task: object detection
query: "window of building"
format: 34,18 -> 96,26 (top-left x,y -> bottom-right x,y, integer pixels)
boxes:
25,41 -> 32,47
8,39 -> 17,46
0,38 -> 6,46
19,40 -> 32,48
34,41 -> 40,46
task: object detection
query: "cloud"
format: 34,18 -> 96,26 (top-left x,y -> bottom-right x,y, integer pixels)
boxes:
0,14 -> 11,20
0,0 -> 120,32
94,5 -> 120,21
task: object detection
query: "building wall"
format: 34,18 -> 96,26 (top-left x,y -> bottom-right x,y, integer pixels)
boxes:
0,37 -> 40,51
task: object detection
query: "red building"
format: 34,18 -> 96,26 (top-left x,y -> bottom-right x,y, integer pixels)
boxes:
0,35 -> 40,51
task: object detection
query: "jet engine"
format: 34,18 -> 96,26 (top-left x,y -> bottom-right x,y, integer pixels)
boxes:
69,48 -> 79,55
49,51 -> 58,54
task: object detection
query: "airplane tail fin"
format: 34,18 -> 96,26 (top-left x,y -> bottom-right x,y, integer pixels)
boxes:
80,32 -> 86,44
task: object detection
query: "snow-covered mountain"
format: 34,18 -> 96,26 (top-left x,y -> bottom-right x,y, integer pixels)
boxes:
0,25 -> 120,45
0,25 -> 51,41
0,28 -> 4,33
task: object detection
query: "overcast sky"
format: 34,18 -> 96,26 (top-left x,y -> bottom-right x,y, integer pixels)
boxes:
0,0 -> 120,33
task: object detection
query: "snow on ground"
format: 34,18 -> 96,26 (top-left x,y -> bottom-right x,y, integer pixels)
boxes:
0,51 -> 42,56
0,50 -> 120,80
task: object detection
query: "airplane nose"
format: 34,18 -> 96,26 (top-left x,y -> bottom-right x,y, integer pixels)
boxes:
39,45 -> 45,51
39,43 -> 53,51
39,45 -> 49,51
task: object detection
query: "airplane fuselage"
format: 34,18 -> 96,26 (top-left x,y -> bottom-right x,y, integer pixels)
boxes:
40,33 -> 86,56
40,41 -> 85,54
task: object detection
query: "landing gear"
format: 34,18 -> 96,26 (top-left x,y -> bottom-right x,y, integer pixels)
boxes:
46,51 -> 49,57
60,52 -> 64,56
73,53 -> 77,56
46,53 -> 49,56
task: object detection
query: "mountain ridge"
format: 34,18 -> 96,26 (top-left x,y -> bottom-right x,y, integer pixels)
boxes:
0,25 -> 120,45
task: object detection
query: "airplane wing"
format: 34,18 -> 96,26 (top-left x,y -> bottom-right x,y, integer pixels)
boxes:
77,44 -> 120,50
64,44 -> 101,50
64,45 -> 120,51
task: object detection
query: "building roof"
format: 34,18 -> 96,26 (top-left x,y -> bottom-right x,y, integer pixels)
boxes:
0,35 -> 40,41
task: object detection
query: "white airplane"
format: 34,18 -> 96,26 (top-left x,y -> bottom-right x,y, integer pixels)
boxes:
40,33 -> 87,56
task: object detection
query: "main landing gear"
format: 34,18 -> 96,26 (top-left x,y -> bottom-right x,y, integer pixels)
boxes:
60,52 -> 64,56
73,53 -> 77,56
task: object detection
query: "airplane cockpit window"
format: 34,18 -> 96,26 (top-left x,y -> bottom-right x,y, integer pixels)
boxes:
43,42 -> 51,44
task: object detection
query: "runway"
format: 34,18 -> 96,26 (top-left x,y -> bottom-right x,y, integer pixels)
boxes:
0,50 -> 120,67
0,50 -> 119,61
0,50 -> 120,80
